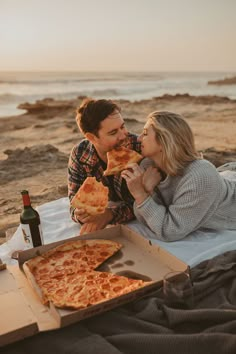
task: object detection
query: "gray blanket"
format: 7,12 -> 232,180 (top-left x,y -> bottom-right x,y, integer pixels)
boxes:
1,251 -> 236,354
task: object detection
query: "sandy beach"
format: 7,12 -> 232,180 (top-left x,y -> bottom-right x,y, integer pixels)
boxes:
1,93 -> 236,239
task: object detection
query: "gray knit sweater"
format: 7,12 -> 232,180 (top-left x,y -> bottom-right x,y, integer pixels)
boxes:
134,159 -> 236,241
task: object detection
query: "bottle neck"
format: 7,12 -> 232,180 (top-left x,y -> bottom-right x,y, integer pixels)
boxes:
22,193 -> 31,207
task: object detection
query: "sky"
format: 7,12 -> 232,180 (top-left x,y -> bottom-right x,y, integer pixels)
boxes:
0,0 -> 236,72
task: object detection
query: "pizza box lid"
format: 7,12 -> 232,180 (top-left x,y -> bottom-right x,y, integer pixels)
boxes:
0,264 -> 59,347
0,225 -> 188,347
0,266 -> 38,347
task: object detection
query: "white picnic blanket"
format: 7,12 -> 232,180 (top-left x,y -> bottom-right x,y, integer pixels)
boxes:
1,170 -> 236,267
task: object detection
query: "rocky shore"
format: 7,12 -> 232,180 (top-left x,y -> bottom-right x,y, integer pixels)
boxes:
208,76 -> 236,85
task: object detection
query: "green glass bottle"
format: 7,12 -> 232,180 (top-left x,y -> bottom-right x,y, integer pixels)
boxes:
20,190 -> 43,248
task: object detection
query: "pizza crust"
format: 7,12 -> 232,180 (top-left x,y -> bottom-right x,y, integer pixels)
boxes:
23,261 -> 49,304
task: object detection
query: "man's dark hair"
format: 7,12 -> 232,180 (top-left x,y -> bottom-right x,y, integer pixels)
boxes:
76,98 -> 121,136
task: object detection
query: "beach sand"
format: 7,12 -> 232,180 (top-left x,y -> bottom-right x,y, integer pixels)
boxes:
1,94 -> 236,239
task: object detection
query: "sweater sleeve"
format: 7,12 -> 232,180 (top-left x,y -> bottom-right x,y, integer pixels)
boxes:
134,165 -> 221,241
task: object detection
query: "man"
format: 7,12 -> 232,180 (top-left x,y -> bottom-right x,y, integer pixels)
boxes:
68,98 -> 141,235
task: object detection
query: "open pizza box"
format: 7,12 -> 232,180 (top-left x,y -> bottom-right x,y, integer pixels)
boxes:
0,225 -> 188,347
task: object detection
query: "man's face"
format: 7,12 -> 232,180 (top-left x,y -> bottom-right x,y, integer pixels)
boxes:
89,110 -> 128,153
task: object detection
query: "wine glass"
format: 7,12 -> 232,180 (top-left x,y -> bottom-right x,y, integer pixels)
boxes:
163,271 -> 194,309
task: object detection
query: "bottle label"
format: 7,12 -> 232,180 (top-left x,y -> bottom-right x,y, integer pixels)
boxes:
21,223 -> 43,248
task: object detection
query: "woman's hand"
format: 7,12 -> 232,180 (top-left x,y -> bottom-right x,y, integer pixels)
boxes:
121,163 -> 149,204
122,164 -> 162,204
142,166 -> 162,194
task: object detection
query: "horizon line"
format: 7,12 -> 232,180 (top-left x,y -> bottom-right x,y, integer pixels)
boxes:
0,69 -> 236,74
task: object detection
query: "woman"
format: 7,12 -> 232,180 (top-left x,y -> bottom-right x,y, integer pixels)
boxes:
121,111 -> 236,242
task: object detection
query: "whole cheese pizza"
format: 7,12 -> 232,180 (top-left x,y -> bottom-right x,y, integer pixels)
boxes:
104,146 -> 143,176
71,177 -> 109,215
23,238 -> 149,310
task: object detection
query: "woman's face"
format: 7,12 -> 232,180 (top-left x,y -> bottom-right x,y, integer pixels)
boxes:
138,122 -> 163,164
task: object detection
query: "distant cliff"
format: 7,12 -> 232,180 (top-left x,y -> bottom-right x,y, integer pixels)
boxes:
208,76 -> 236,85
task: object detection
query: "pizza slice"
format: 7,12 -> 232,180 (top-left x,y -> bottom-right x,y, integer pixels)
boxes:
71,177 -> 109,215
42,269 -> 149,309
103,146 -> 142,176
24,239 -> 122,279
43,238 -> 122,271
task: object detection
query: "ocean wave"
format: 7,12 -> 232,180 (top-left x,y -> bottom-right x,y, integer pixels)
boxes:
0,93 -> 25,103
0,89 -> 121,104
0,74 -> 162,85
0,78 -> 121,85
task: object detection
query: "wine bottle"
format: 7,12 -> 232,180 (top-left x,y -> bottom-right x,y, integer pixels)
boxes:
20,190 -> 43,248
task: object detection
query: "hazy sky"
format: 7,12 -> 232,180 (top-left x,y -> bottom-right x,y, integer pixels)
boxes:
0,0 -> 236,71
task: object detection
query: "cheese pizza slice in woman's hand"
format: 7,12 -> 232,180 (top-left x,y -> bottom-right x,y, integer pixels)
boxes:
104,146 -> 142,176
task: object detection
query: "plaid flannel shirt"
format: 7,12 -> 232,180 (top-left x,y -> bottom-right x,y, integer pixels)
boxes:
68,133 -> 141,225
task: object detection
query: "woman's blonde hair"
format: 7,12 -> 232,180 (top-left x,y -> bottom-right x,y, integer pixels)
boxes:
147,111 -> 200,175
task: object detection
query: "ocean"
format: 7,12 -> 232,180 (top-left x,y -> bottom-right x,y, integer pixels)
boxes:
0,71 -> 236,118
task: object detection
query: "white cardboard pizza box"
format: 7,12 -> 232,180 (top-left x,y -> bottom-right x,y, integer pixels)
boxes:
0,225 -> 188,347
0,265 -> 59,347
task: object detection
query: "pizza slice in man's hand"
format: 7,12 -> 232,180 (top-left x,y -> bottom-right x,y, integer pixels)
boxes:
71,177 -> 109,215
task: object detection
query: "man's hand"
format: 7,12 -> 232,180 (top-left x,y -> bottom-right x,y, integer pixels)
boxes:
79,209 -> 114,235
74,207 -> 95,224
